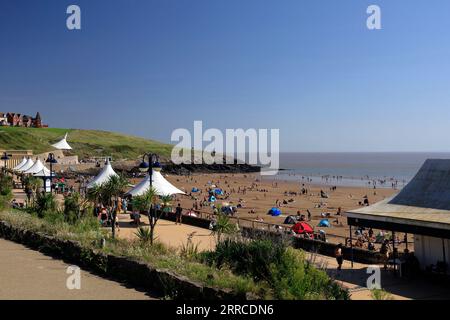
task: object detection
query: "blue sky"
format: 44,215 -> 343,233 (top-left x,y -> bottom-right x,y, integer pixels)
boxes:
1,0 -> 450,152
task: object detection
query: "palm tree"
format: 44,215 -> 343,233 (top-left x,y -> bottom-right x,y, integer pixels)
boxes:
132,187 -> 160,245
103,174 -> 129,238
211,213 -> 236,243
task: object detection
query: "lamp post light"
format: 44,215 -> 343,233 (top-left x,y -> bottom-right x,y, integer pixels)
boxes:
138,153 -> 161,220
46,153 -> 57,193
1,152 -> 11,174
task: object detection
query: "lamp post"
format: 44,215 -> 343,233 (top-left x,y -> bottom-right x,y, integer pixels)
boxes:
1,152 -> 11,174
138,153 -> 161,221
46,153 -> 57,193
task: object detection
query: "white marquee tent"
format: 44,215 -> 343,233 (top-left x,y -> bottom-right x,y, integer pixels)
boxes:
33,166 -> 54,177
23,159 -> 45,175
86,160 -> 118,188
16,158 -> 35,173
52,133 -> 73,150
13,157 -> 27,171
126,170 -> 185,197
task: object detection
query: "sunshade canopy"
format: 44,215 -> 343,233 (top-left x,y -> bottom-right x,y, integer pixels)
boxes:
52,132 -> 73,150
23,159 -> 45,174
16,158 -> 35,173
126,171 -> 185,197
13,157 -> 27,171
86,160 -> 118,188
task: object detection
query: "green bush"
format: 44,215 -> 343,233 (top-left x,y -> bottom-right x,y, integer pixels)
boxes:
34,192 -> 58,218
202,238 -> 349,300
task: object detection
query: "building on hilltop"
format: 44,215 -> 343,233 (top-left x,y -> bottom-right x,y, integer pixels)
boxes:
0,112 -> 47,128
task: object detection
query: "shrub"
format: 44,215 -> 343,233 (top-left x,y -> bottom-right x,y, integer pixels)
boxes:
202,238 -> 349,300
34,192 -> 58,218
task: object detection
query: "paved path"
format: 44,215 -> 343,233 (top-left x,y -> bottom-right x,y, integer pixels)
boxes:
0,239 -> 157,300
308,252 -> 450,300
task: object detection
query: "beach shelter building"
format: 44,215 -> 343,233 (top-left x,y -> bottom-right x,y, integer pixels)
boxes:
346,159 -> 450,273
126,170 -> 185,197
86,160 -> 118,188
51,133 -> 73,150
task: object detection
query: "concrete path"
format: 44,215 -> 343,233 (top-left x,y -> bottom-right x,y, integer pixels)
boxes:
307,252 -> 450,300
0,239 -> 157,300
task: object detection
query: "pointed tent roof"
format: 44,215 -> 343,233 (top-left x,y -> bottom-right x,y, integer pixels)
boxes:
13,157 -> 27,171
17,158 -> 35,173
33,166 -> 54,177
126,170 -> 185,197
52,133 -> 72,150
23,159 -> 45,174
86,160 -> 118,188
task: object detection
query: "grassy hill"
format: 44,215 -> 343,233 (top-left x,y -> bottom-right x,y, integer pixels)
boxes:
0,127 -> 173,160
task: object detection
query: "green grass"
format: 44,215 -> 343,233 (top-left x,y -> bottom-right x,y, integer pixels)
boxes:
0,127 -> 173,160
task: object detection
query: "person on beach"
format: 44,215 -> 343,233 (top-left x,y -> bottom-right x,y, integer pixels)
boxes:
335,243 -> 344,271
175,203 -> 183,225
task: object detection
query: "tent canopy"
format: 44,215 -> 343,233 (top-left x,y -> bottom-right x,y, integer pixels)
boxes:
318,219 -> 331,227
52,132 -> 72,150
33,167 -> 54,177
284,216 -> 298,224
292,222 -> 314,234
16,158 -> 35,173
126,171 -> 185,197
268,207 -> 281,216
13,157 -> 27,171
23,159 -> 45,174
86,160 -> 118,188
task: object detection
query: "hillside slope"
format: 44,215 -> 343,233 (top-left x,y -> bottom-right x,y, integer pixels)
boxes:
0,127 -> 173,160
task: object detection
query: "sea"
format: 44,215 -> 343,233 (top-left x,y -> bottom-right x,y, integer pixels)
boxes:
259,152 -> 450,188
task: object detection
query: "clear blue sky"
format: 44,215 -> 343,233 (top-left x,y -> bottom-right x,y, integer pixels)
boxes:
1,0 -> 450,152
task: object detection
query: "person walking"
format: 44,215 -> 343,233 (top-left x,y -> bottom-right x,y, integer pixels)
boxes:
335,243 -> 344,271
175,203 -> 183,225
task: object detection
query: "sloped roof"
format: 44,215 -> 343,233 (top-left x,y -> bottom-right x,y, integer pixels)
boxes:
126,171 -> 185,197
51,133 -> 72,150
33,166 -> 54,177
347,159 -> 450,230
86,160 -> 118,188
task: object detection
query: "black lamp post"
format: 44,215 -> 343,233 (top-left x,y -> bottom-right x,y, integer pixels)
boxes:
138,153 -> 161,220
1,152 -> 11,174
46,153 -> 57,193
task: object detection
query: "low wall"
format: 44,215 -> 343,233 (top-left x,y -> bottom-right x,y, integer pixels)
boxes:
0,220 -> 247,300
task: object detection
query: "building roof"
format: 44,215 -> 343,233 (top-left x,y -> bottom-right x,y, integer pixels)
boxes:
347,159 -> 450,232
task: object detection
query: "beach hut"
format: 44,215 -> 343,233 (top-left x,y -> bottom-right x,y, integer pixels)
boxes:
86,160 -> 118,188
292,222 -> 314,235
318,219 -> 331,227
16,158 -> 35,173
51,132 -> 73,150
23,159 -> 45,175
346,159 -> 450,273
126,170 -> 185,197
268,207 -> 281,217
13,157 -> 27,171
